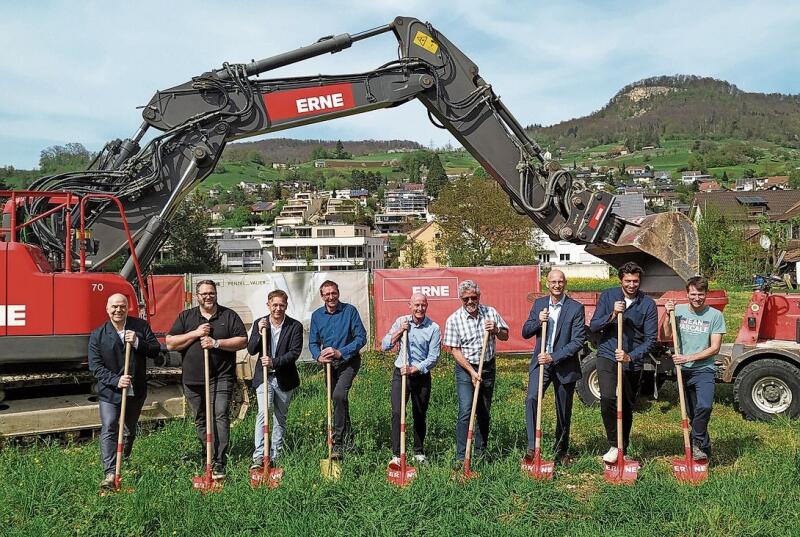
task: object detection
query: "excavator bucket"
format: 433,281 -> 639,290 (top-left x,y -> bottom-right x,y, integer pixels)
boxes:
586,212 -> 699,292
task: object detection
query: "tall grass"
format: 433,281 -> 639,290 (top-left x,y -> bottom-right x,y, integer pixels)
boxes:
2,352 -> 799,537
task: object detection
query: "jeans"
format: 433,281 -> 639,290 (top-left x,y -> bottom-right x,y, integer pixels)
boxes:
253,375 -> 295,461
597,357 -> 641,453
99,396 -> 146,475
327,355 -> 361,449
455,360 -> 495,461
525,364 -> 576,456
184,376 -> 234,468
390,367 -> 432,457
681,367 -> 715,454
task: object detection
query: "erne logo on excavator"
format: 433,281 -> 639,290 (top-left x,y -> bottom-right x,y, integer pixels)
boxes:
262,83 -> 356,121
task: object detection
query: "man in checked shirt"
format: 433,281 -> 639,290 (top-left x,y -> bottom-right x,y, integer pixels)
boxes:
443,280 -> 509,469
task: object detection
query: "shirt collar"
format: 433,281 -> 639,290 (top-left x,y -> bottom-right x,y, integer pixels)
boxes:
410,316 -> 430,329
324,302 -> 344,315
549,295 -> 565,307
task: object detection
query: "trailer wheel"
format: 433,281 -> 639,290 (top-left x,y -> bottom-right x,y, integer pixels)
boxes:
577,353 -> 601,406
734,359 -> 800,421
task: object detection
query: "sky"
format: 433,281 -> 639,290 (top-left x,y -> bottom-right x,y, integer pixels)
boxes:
2,0 -> 799,169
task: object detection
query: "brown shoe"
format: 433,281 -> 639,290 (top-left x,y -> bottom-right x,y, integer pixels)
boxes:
556,454 -> 574,467
100,473 -> 115,490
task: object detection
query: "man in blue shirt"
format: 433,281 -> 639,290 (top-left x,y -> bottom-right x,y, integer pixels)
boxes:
589,262 -> 657,464
381,292 -> 441,465
309,280 -> 367,458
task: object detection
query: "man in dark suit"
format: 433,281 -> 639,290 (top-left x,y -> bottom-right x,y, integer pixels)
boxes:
247,289 -> 304,469
522,269 -> 586,465
88,293 -> 160,490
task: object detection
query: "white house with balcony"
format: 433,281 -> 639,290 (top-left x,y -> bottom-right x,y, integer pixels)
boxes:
272,224 -> 386,272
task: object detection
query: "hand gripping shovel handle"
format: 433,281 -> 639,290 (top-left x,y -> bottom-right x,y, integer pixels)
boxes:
113,341 -> 133,490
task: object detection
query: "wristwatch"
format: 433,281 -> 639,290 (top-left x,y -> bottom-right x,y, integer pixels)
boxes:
212,338 -> 220,349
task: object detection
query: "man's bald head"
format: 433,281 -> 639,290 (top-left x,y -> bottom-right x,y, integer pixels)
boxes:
546,269 -> 567,301
106,293 -> 128,325
409,292 -> 429,323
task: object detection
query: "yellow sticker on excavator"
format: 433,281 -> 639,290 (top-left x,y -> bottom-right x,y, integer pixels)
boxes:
413,31 -> 439,54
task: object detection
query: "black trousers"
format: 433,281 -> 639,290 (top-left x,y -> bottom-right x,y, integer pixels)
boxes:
524,364 -> 576,457
327,355 -> 361,449
597,357 -> 641,452
390,367 -> 432,457
184,376 -> 234,468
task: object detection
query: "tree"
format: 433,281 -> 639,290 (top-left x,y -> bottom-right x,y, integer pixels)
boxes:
153,193 -> 221,274
249,151 -> 266,166
272,180 -> 283,200
401,236 -> 428,268
333,140 -> 351,159
310,146 -> 329,160
425,154 -> 448,198
696,204 -> 761,286
430,173 -> 539,267
789,168 -> 800,190
39,143 -> 92,173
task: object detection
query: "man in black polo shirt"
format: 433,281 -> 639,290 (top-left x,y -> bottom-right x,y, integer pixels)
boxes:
166,279 -> 247,479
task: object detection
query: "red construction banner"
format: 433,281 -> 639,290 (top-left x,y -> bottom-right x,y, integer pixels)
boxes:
373,266 -> 540,354
148,275 -> 187,338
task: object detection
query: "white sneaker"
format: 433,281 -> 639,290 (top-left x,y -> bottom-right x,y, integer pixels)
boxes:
413,454 -> 428,464
602,447 -> 619,464
390,456 -> 401,466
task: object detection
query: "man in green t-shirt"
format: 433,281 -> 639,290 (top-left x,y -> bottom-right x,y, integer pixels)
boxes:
661,276 -> 726,461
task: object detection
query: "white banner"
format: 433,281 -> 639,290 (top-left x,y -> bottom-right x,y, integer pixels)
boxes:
191,271 -> 370,367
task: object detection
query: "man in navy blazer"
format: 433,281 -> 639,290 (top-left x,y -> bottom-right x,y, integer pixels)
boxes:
88,293 -> 160,490
247,289 -> 304,469
522,269 -> 586,465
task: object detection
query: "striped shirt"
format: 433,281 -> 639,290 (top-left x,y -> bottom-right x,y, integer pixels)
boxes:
443,304 -> 508,365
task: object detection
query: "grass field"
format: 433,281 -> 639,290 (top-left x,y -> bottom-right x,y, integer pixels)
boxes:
2,349 -> 799,537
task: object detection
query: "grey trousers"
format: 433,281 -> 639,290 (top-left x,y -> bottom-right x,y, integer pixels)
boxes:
99,396 -> 146,475
253,375 -> 295,461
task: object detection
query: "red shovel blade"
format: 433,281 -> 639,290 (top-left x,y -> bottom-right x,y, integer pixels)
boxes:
603,459 -> 640,484
671,457 -> 708,484
521,455 -> 555,480
386,461 -> 417,487
250,466 -> 284,489
192,474 -> 223,493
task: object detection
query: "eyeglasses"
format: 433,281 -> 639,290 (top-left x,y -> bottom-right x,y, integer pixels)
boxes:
198,292 -> 217,297
460,296 -> 479,303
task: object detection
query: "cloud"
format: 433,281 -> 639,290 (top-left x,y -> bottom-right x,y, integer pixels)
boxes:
1,0 -> 798,168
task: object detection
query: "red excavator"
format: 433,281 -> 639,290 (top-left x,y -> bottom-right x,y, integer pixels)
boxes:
0,16 -> 699,435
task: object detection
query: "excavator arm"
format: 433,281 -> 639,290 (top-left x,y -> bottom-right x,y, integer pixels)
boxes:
25,16 -> 697,292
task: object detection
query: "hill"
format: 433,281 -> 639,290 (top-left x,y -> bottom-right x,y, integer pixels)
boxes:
224,138 -> 423,164
530,75 -> 800,150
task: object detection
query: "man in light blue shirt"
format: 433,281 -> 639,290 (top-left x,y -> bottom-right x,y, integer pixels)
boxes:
662,275 -> 725,461
382,293 -> 441,465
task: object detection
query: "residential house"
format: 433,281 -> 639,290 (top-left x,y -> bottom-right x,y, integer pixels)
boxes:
692,190 -> 800,276
681,170 -> 713,185
764,176 -> 790,190
272,224 -> 386,272
210,204 -> 235,222
654,170 -> 672,183
398,221 -> 442,268
217,238 -> 271,273
698,181 -> 723,193
273,192 -> 323,227
250,201 -> 277,216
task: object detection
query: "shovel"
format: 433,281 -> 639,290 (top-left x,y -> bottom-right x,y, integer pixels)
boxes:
603,313 -> 640,484
458,330 -> 490,482
250,327 -> 285,488
387,329 -> 417,487
320,360 -> 341,480
101,341 -> 135,496
192,348 -> 223,493
521,318 -> 554,480
669,310 -> 708,484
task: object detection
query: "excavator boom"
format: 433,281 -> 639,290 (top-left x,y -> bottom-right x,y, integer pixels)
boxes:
23,16 -> 697,291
